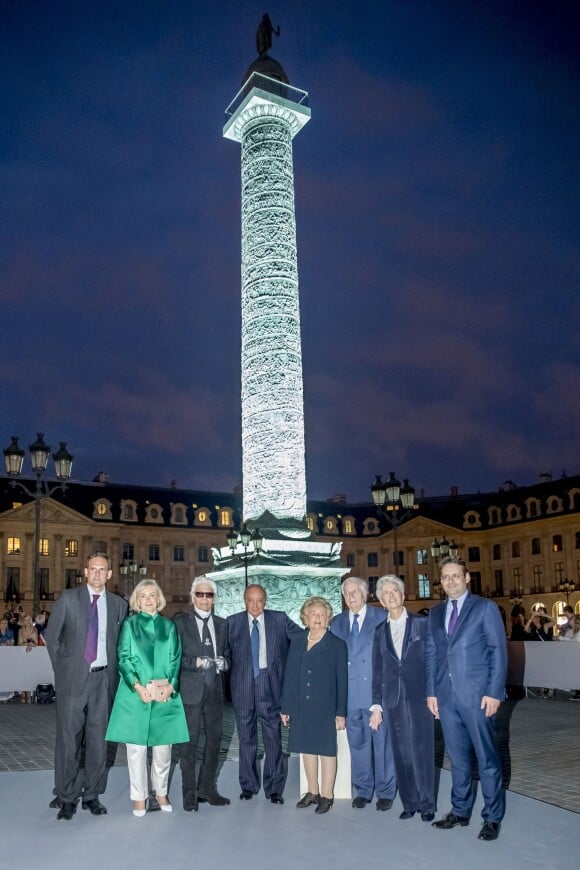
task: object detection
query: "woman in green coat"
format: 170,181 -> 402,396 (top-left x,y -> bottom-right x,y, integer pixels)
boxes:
106,579 -> 189,817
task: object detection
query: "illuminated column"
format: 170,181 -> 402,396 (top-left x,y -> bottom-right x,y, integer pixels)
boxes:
224,74 -> 311,523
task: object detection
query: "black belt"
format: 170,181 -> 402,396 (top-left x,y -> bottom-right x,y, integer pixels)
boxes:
90,665 -> 107,672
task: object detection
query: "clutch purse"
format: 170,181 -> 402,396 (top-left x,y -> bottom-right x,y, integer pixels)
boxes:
146,678 -> 170,702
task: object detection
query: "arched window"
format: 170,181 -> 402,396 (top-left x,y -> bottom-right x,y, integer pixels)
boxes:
194,508 -> 211,527
145,503 -> 164,524
93,499 -> 112,520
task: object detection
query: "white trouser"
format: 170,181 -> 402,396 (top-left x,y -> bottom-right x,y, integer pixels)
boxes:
126,743 -> 172,801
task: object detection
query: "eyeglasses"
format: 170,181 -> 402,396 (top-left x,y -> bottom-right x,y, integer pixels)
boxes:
194,591 -> 215,598
441,573 -> 464,582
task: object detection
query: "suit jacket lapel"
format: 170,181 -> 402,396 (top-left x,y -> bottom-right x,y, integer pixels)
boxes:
447,594 -> 474,644
399,615 -> 412,659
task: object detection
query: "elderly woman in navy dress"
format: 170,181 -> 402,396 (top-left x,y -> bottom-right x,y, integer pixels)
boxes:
280,596 -> 348,814
370,575 -> 435,821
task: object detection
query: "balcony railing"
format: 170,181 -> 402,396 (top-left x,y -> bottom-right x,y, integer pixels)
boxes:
225,72 -> 309,122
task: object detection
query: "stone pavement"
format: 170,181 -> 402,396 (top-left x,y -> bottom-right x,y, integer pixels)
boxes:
0,693 -> 578,814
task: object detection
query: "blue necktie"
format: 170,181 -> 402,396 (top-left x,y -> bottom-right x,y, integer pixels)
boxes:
352,612 -> 359,639
251,618 -> 260,678
447,600 -> 459,636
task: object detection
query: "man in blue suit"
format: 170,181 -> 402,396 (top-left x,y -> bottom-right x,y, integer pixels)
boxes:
227,584 -> 301,804
426,557 -> 507,841
330,577 -> 396,810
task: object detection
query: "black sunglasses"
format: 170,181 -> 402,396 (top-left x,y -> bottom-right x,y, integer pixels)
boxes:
195,591 -> 215,598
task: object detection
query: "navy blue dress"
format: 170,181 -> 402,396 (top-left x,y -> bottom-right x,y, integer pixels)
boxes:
281,629 -> 348,756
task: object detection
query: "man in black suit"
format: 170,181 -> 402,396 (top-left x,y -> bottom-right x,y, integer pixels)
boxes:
227,584 -> 301,804
45,552 -> 127,821
174,576 -> 230,812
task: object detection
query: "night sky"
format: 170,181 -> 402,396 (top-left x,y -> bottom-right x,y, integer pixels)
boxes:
2,1 -> 579,503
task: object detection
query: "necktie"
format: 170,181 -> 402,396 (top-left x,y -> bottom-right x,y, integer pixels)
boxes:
352,613 -> 359,639
447,600 -> 459,636
197,614 -> 215,684
251,618 -> 260,678
84,594 -> 100,665
196,615 -> 215,657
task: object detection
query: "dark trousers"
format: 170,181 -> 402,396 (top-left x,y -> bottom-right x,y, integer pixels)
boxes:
234,670 -> 285,797
439,696 -> 505,822
180,687 -> 223,806
55,669 -> 110,803
347,706 -> 397,800
387,684 -> 435,814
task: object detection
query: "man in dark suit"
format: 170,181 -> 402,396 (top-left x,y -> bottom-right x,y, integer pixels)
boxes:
426,557 -> 507,841
227,584 -> 301,804
174,575 -> 230,811
45,552 -> 127,821
330,576 -> 396,810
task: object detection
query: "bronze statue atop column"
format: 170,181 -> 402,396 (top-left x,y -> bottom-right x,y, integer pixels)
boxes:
256,14 -> 280,57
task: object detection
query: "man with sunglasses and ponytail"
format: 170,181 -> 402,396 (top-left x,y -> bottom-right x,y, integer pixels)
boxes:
174,576 -> 231,812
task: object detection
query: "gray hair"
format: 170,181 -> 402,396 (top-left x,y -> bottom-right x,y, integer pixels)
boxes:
190,575 -> 217,598
341,576 -> 368,597
376,574 -> 405,602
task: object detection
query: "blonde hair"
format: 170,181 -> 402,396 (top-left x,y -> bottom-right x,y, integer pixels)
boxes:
129,579 -> 166,613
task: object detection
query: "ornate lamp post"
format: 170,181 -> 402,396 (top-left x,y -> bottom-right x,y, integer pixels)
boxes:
558,577 -> 576,604
3,433 -> 73,614
119,559 -> 147,599
371,473 -> 417,573
227,523 -> 263,588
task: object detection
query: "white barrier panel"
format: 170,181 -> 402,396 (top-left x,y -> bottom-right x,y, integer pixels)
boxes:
0,646 -> 55,691
507,641 -> 580,690
298,729 -> 352,799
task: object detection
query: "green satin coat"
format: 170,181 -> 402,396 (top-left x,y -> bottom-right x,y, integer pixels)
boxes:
105,611 -> 189,746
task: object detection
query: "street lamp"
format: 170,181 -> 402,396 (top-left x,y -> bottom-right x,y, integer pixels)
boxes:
3,433 -> 73,614
371,473 -> 416,572
558,577 -> 576,604
119,559 -> 147,599
227,523 -> 263,587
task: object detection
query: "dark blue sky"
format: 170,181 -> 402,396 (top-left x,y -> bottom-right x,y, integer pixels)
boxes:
2,1 -> 579,502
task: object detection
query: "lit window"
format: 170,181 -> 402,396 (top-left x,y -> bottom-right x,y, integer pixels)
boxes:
343,518 -> 354,535
65,539 -> 78,557
219,509 -> 232,527
7,537 -> 21,555
416,549 -> 428,565
418,574 -> 430,599
122,543 -> 135,560
96,502 -> 107,516
306,515 -> 315,531
39,538 -> 50,556
553,535 -> 563,553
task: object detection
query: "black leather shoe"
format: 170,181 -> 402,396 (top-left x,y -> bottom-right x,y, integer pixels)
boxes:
376,798 -> 393,811
269,793 -> 284,804
240,790 -> 254,800
315,797 -> 333,815
296,792 -> 320,808
478,821 -> 501,841
198,792 -> 231,806
49,795 -> 62,809
421,812 -> 435,822
399,810 -> 416,820
82,798 -> 107,815
352,796 -> 371,809
57,802 -> 77,821
432,812 -> 470,829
